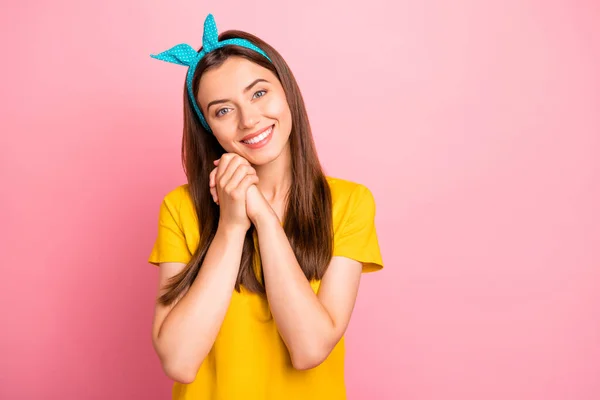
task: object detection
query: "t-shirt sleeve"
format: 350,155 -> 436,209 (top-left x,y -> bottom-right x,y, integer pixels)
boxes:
148,188 -> 192,266
333,184 -> 384,273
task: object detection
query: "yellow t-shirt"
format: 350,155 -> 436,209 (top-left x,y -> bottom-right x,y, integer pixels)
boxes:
148,176 -> 384,400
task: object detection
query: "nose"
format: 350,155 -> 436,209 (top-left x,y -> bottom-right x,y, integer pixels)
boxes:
238,104 -> 261,130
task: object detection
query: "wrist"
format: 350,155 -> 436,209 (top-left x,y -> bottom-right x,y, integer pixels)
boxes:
252,211 -> 280,230
217,222 -> 249,240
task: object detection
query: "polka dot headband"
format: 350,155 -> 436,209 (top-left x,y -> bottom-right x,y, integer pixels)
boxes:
150,13 -> 273,133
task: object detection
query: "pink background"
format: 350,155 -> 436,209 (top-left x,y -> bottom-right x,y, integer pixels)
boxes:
2,1 -> 599,399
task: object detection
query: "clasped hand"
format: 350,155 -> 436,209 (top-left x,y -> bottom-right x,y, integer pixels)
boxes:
209,153 -> 275,230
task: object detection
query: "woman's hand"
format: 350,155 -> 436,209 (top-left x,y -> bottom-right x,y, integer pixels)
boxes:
210,155 -> 277,226
209,154 -> 259,232
245,184 -> 277,225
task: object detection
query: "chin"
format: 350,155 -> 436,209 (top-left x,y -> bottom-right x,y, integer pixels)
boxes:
245,151 -> 279,166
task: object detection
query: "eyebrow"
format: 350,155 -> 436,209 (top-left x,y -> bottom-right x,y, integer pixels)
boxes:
206,78 -> 270,112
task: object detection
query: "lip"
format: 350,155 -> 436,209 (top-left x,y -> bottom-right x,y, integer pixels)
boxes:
240,124 -> 274,149
240,124 -> 274,142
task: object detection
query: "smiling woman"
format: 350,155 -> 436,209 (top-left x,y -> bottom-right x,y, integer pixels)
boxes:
198,60 -> 292,164
148,13 -> 384,400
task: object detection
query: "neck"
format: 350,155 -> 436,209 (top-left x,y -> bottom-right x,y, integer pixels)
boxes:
254,143 -> 292,203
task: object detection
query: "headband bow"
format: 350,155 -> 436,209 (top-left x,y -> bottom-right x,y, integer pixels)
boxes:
150,14 -> 272,132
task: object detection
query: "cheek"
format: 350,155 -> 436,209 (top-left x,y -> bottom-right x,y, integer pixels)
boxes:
264,95 -> 291,123
212,131 -> 238,152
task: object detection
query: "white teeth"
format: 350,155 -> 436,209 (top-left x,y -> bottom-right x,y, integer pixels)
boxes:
242,126 -> 272,145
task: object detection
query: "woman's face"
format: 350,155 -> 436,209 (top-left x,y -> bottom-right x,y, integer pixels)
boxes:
197,56 -> 292,166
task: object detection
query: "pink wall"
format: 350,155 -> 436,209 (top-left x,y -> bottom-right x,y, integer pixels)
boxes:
2,1 -> 599,399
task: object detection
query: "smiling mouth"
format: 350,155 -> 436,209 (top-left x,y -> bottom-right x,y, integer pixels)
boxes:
240,125 -> 274,145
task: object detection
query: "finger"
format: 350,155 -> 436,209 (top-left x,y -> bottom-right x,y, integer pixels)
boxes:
219,155 -> 250,188
215,153 -> 236,182
223,164 -> 256,193
209,167 -> 218,188
210,185 -> 218,203
233,174 -> 260,199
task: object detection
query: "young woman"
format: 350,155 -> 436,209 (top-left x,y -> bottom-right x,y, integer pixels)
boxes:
148,14 -> 384,400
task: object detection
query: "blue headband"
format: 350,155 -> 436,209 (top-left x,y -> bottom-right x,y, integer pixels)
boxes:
150,14 -> 273,133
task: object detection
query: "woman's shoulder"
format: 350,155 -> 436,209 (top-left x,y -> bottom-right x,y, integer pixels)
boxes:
162,183 -> 191,202
159,183 -> 197,219
325,176 -> 373,198
325,176 -> 376,212
158,183 -> 200,234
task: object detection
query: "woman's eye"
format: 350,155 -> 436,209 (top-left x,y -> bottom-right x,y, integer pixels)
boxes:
215,91 -> 266,117
216,108 -> 230,117
253,90 -> 267,99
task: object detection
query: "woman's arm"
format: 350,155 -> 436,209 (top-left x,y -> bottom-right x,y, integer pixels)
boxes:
253,213 -> 363,370
153,154 -> 259,383
152,225 -> 246,383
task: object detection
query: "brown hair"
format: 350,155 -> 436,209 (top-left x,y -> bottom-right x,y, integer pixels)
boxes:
158,30 -> 333,305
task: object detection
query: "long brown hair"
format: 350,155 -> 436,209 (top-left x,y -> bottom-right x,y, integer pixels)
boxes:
158,30 -> 333,305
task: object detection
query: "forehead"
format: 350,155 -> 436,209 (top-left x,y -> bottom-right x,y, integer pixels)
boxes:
198,56 -> 273,99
